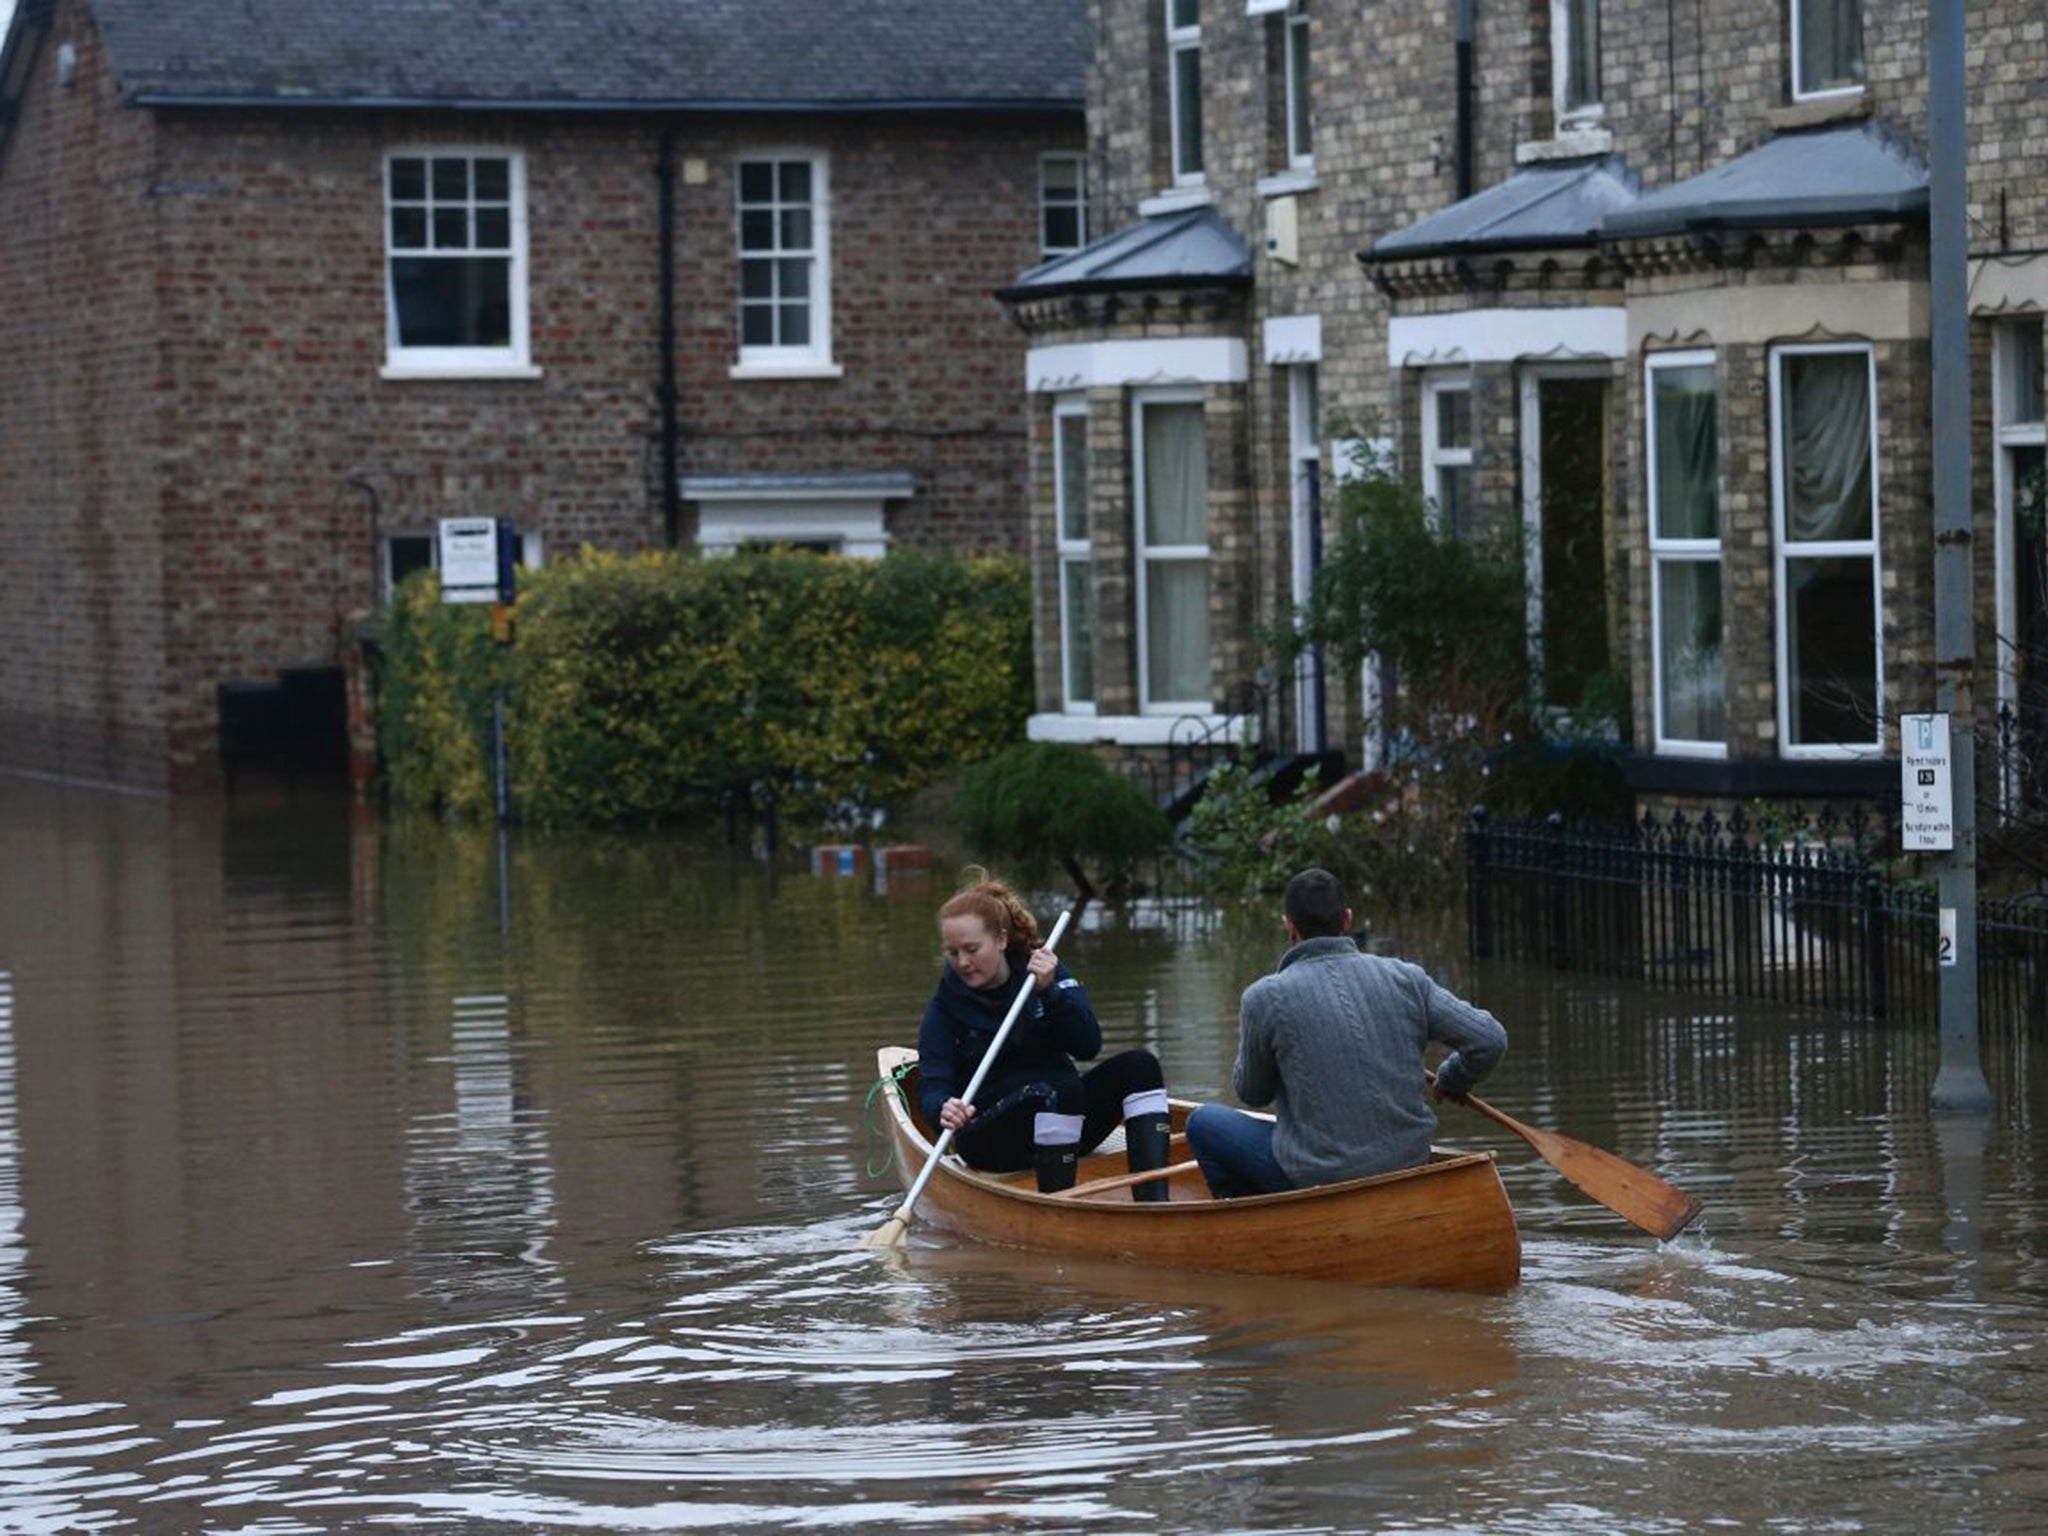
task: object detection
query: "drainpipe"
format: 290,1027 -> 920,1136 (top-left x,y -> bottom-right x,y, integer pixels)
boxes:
657,128 -> 681,549
1454,0 -> 1475,200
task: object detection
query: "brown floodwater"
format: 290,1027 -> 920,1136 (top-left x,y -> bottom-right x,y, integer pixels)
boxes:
0,772 -> 2044,1533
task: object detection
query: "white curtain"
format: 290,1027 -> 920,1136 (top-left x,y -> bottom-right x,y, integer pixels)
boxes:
1658,561 -> 1724,742
1784,352 -> 1871,543
1143,403 -> 1210,704
1653,365 -> 1718,540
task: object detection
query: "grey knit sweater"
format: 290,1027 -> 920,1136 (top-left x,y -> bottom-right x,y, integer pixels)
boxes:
1234,936 -> 1508,1187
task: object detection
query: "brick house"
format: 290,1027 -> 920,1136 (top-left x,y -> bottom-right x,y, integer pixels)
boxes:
0,0 -> 1084,791
1005,0 -> 2047,819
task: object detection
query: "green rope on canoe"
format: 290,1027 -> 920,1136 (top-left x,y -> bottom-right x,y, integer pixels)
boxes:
863,1064 -> 916,1179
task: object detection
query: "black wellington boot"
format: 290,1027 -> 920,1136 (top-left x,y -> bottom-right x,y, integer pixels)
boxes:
1034,1143 -> 1078,1194
1124,1114 -> 1174,1202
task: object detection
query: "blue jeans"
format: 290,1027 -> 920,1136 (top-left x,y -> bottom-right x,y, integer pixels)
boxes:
1186,1103 -> 1296,1199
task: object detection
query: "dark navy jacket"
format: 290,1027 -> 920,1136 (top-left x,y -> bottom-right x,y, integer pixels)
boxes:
916,946 -> 1100,1129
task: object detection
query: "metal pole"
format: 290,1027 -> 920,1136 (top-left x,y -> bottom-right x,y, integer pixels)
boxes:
1928,0 -> 1991,1111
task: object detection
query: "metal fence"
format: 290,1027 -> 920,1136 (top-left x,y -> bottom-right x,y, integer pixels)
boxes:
1465,806 -> 2048,1027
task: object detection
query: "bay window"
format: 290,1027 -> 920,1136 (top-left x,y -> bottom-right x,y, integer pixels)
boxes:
1646,351 -> 1724,754
1054,400 -> 1096,711
1134,392 -> 1211,711
1772,345 -> 1882,756
1422,373 -> 1474,537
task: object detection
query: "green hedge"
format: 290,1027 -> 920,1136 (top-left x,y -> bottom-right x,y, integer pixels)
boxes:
377,547 -> 1032,826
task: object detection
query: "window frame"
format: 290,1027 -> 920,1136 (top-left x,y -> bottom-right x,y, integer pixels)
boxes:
381,148 -> 535,380
1790,0 -> 1865,103
1769,341 -> 1884,759
1645,349 -> 1727,759
1282,0 -> 1313,170
1166,0 -> 1206,188
1053,397 -> 1097,714
1039,152 -> 1089,259
1132,386 -> 1212,715
1551,0 -> 1603,125
732,150 -> 837,379
1993,319 -> 2047,807
1420,371 -> 1474,536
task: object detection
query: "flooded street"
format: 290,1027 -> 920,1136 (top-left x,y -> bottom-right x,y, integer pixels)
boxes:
0,773 -> 2044,1533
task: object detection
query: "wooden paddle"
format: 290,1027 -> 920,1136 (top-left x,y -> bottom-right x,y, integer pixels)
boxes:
863,908 -> 1074,1249
1431,1073 -> 1703,1240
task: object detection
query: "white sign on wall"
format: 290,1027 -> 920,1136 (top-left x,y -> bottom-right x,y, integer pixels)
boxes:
1901,712 -> 1954,853
438,518 -> 501,605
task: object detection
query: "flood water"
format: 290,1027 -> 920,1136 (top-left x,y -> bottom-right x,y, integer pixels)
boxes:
0,773 -> 2045,1533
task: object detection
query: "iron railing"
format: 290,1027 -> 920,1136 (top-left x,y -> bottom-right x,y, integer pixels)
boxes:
1466,805 -> 2048,1028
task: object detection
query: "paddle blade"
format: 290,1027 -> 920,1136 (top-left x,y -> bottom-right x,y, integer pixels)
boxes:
1517,1122 -> 1703,1240
861,1213 -> 910,1249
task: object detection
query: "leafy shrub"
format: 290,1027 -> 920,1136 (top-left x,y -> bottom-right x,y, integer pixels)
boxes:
955,741 -> 1171,898
1182,759 -> 1369,906
377,547 -> 1032,827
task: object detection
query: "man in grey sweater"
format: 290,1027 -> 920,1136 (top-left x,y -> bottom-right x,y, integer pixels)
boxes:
1187,867 -> 1507,1197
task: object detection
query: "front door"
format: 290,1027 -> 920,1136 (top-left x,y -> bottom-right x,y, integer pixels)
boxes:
1520,368 -> 1615,726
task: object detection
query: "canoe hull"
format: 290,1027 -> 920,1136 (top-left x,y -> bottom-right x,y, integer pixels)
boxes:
875,1047 -> 1520,1293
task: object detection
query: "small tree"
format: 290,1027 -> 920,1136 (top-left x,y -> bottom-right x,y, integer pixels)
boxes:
956,742 -> 1171,902
1277,445 -> 1551,906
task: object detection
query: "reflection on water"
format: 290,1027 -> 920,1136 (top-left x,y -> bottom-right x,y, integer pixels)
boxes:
0,773 -> 2046,1532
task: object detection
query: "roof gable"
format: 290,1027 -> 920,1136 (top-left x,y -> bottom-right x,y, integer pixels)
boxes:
84,0 -> 1084,111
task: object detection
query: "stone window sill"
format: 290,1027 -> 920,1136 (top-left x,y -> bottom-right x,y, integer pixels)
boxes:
380,362 -> 544,382
1516,126 -> 1614,165
1137,186 -> 1215,218
1256,167 -> 1318,198
1770,92 -> 1871,132
728,360 -> 845,381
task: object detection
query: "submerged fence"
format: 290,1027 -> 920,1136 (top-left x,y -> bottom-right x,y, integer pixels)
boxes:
1465,806 -> 2048,1027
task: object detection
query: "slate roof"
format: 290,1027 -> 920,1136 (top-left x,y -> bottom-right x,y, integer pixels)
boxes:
1603,121 -> 1928,238
996,207 -> 1254,301
73,0 -> 1084,110
1363,156 -> 1641,262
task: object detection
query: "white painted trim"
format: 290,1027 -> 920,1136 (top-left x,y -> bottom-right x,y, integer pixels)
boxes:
1028,713 -> 1248,747
695,501 -> 890,559
1166,0 -> 1204,187
1263,313 -> 1323,365
734,150 -> 834,374
1969,254 -> 2048,317
1388,307 -> 1625,367
383,147 -> 532,375
380,363 -> 544,382
1789,0 -> 1866,104
1770,342 -> 1884,758
1028,337 -> 1246,392
1053,399 -> 1095,712
1628,283 -> 1927,351
727,361 -> 845,381
1243,0 -> 1289,13
1132,387 -> 1212,715
1644,349 -> 1729,758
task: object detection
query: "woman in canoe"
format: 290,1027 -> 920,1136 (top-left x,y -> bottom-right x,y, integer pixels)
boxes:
918,878 -> 1174,1199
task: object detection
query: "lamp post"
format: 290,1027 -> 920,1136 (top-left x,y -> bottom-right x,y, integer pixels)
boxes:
1928,0 -> 1991,1112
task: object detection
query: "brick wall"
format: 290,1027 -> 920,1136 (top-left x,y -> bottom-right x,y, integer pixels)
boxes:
0,0 -> 169,788
0,1 -> 1077,789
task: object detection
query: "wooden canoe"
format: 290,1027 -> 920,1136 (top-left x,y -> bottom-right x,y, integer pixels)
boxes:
875,1046 -> 1520,1293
